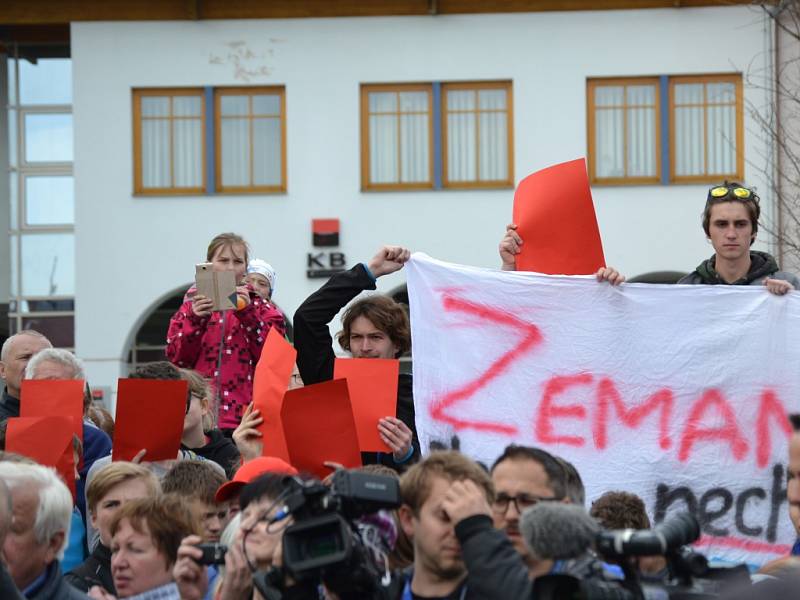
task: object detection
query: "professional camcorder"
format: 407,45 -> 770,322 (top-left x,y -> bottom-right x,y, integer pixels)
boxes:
253,470 -> 402,600
533,511 -> 750,600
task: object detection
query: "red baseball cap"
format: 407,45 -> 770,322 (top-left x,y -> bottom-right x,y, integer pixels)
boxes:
215,456 -> 298,503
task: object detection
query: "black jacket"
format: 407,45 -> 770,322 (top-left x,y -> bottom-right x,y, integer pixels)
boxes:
0,562 -> 23,600
0,387 -> 20,421
293,263 -> 420,471
64,542 -> 114,595
183,428 -> 241,479
455,515 -> 533,600
26,561 -> 89,600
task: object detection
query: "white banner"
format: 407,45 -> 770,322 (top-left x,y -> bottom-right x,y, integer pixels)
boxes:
406,253 -> 800,566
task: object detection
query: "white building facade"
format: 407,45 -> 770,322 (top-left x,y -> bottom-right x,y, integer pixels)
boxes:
2,3 -> 781,407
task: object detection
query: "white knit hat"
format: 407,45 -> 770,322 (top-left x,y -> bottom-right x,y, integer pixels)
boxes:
247,259 -> 276,293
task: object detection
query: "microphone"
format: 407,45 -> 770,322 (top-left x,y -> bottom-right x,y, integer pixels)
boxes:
519,502 -> 599,560
595,511 -> 700,558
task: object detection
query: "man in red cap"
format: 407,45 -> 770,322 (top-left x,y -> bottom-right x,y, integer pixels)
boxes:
214,456 -> 297,518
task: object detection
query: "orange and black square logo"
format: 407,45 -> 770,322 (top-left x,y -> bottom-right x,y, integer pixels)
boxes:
312,219 -> 339,247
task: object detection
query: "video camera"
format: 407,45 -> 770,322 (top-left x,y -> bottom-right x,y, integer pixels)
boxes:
253,470 -> 402,600
534,512 -> 751,600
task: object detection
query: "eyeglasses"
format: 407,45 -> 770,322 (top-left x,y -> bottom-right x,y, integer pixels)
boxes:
708,185 -> 755,202
185,393 -> 202,415
492,493 -> 562,515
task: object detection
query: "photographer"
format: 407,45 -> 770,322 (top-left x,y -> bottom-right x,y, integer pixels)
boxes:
173,474 -> 293,600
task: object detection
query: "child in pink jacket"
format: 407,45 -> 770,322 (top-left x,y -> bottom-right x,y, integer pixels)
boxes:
166,233 -> 285,433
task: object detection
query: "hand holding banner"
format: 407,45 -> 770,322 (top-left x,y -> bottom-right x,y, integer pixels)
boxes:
512,158 -> 605,274
113,379 -> 187,462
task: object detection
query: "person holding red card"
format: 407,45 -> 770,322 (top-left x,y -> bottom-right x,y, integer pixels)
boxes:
166,233 -> 286,435
499,223 -> 624,284
294,245 -> 419,472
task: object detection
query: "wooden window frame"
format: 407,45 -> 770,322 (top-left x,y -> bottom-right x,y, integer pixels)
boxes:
587,77 -> 661,186
132,88 -> 206,196
668,73 -> 743,184
214,86 -> 287,194
360,83 -> 434,191
441,80 -> 514,189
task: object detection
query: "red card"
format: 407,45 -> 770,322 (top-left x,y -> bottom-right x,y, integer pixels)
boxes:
20,379 -> 85,444
113,379 -> 187,462
252,329 -> 296,461
6,416 -> 76,499
334,358 -> 398,452
281,379 -> 362,478
512,158 -> 606,274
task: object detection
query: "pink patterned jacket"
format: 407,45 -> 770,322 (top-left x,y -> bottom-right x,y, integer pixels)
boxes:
166,286 -> 286,430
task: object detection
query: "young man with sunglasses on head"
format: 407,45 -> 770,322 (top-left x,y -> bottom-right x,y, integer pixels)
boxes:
679,182 -> 799,294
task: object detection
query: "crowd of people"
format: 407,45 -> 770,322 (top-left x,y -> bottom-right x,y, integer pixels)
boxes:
1,182 -> 800,599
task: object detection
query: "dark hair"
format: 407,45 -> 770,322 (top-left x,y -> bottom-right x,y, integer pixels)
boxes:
590,490 -> 651,530
336,296 -> 411,357
129,361 -> 182,380
491,445 -> 568,500
162,461 -> 227,506
789,414 -> 800,432
702,181 -> 760,245
239,473 -> 290,511
555,456 -> 585,505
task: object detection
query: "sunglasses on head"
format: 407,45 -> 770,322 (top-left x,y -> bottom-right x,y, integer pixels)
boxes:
707,185 -> 755,202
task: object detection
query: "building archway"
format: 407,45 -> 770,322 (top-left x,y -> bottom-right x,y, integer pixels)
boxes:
123,285 -> 292,373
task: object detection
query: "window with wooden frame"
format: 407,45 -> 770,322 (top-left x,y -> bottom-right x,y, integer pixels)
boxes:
361,80 -> 513,191
133,88 -> 205,195
361,83 -> 433,190
215,87 -> 286,193
442,81 -> 513,188
587,74 -> 743,185
669,74 -> 742,183
587,78 -> 660,185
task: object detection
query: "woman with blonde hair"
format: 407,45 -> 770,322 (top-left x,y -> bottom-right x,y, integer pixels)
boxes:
166,233 -> 285,435
66,463 -> 159,595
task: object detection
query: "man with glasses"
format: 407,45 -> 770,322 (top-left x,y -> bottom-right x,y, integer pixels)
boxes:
489,445 -> 576,577
679,182 -> 799,293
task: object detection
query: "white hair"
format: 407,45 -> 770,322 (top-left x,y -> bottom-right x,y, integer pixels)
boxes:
216,512 -> 242,583
0,330 -> 51,362
0,462 -> 72,559
24,348 -> 84,380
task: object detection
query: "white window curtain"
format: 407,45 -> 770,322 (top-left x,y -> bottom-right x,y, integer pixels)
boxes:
368,91 -> 429,185
446,88 -> 508,183
220,93 -> 282,188
141,95 -> 202,189
674,81 -> 736,177
594,84 -> 656,179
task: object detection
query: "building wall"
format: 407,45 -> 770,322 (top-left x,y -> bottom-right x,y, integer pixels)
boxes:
71,6 -> 774,406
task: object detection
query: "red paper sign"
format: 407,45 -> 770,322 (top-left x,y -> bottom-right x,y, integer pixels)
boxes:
112,379 -> 187,462
281,379 -> 362,478
334,358 -> 398,452
252,329 -> 296,461
20,379 -> 85,444
6,416 -> 76,498
512,158 -> 606,274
